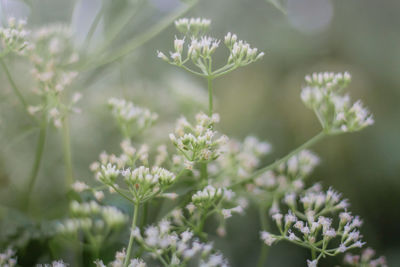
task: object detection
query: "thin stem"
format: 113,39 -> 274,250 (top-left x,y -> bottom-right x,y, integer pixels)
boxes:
257,204 -> 270,267
83,2 -> 105,49
311,248 -> 317,260
80,0 -> 198,71
230,131 -> 327,188
207,77 -> 213,116
62,116 -> 74,187
93,0 -> 145,55
24,118 -> 48,210
124,202 -> 140,267
0,58 -> 36,122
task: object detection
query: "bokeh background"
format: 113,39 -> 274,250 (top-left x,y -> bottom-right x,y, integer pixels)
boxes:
0,0 -> 399,266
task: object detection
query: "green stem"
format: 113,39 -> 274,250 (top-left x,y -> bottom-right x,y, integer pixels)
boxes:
124,202 -> 140,267
311,248 -> 316,260
83,2 -> 105,49
257,204 -> 270,267
207,77 -> 213,116
230,131 -> 327,188
80,0 -> 198,71
0,58 -> 36,122
62,116 -> 74,187
24,118 -> 48,210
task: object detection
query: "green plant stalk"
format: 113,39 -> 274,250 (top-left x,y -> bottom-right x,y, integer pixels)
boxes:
81,0 -> 198,71
83,2 -> 106,49
93,0 -> 145,55
62,116 -> 74,187
0,58 -> 37,122
231,131 -> 327,188
124,202 -> 140,267
257,204 -> 271,267
24,118 -> 48,210
208,77 -> 213,116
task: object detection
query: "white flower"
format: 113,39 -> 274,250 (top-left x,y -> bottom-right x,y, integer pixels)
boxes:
260,231 -> 276,246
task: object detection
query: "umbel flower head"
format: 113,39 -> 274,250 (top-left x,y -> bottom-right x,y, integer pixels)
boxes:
169,112 -> 228,165
95,249 -> 146,267
260,185 -> 365,266
0,17 -> 30,56
27,24 -> 81,128
97,163 -> 176,203
301,72 -> 374,133
158,18 -> 264,77
56,200 -> 128,235
132,220 -> 229,267
108,98 -> 158,138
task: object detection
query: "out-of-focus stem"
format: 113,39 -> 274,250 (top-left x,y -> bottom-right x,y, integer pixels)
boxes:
257,204 -> 271,267
80,0 -> 198,71
230,131 -> 327,188
207,77 -> 213,116
24,118 -> 48,210
62,116 -> 74,187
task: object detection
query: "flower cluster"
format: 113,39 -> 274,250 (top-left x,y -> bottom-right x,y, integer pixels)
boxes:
96,164 -> 176,203
133,220 -> 229,267
37,260 -> 68,267
343,248 -> 387,267
211,136 -> 271,183
260,185 -> 365,266
243,150 -> 319,209
0,248 -> 17,267
158,18 -> 263,77
56,200 -> 128,235
169,112 -> 228,166
90,139 -> 149,172
108,98 -> 158,138
0,17 -> 30,57
27,24 -> 80,128
301,72 -> 374,133
95,249 -> 146,267
174,18 -> 211,36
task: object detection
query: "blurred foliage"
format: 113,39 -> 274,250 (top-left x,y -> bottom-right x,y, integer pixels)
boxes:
0,0 -> 400,266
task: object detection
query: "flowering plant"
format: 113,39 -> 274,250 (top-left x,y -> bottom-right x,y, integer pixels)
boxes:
0,2 -> 387,266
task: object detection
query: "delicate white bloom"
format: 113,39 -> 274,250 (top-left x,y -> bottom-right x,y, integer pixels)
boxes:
260,231 -> 276,246
108,98 -> 158,138
301,72 -> 373,133
307,259 -> 318,267
71,181 -> 89,192
175,17 -> 211,36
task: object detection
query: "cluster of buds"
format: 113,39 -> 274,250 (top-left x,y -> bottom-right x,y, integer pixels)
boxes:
97,163 -> 176,203
90,139 -> 149,172
277,150 -> 320,178
191,185 -> 235,212
123,166 -> 176,192
57,201 -> 127,235
0,248 -> 17,267
37,260 -> 68,267
175,18 -> 211,36
132,221 -> 229,267
343,248 -> 387,267
169,112 -> 228,165
0,17 -> 30,56
28,25 -> 81,128
301,72 -> 374,133
224,32 -> 264,67
95,249 -> 146,267
108,98 -> 158,138
158,18 -> 263,77
246,150 -> 319,206
213,136 -> 271,181
260,185 -> 365,267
